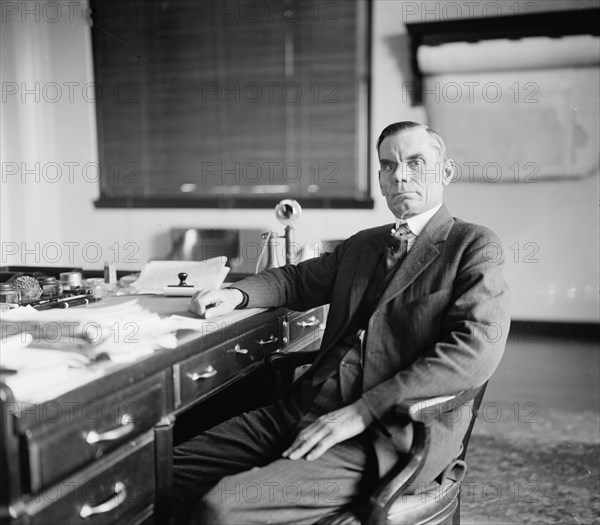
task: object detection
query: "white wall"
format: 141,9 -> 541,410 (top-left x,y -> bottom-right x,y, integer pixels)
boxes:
1,0 -> 598,322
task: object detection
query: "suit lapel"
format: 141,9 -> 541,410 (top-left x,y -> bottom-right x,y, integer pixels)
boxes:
314,225 -> 390,359
377,205 -> 454,307
347,225 -> 391,319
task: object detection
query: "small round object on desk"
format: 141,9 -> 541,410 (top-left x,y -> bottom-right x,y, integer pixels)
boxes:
86,278 -> 108,299
60,271 -> 83,291
13,275 -> 43,300
37,276 -> 61,297
0,283 -> 20,308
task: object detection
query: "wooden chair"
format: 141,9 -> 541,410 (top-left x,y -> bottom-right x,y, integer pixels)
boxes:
266,351 -> 488,525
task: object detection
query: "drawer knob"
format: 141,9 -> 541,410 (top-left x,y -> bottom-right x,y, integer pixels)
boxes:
227,344 -> 248,354
79,481 -> 127,518
256,335 -> 278,345
85,415 -> 135,445
296,316 -> 320,328
187,365 -> 218,381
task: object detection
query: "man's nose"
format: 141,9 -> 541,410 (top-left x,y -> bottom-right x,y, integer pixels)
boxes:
392,165 -> 409,183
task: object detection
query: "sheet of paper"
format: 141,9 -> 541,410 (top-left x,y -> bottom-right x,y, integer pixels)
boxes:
0,294 -> 265,403
131,257 -> 230,294
3,358 -> 106,404
0,300 -> 187,402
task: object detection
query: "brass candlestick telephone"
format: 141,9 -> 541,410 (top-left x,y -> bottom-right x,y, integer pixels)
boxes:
258,199 -> 302,272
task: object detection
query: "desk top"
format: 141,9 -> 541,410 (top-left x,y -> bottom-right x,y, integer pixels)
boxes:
1,295 -> 276,407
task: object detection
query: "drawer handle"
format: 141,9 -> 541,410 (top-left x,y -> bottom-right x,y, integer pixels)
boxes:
187,365 -> 218,381
85,415 -> 135,445
227,344 -> 248,354
256,335 -> 278,345
79,481 -> 127,518
296,316 -> 320,328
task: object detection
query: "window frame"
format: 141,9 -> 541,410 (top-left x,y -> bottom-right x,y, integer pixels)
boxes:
91,0 -> 373,209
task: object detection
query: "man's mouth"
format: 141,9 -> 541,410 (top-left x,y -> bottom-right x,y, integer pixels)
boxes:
393,191 -> 416,198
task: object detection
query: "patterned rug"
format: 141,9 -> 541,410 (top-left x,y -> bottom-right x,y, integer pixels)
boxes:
461,405 -> 600,524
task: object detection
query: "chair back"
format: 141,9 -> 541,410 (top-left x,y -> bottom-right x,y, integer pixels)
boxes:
458,382 -> 488,461
299,240 -> 342,261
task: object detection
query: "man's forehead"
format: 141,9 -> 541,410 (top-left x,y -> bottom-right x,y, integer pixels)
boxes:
379,128 -> 434,156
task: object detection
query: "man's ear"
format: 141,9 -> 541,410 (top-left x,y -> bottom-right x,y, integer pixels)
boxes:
442,160 -> 454,186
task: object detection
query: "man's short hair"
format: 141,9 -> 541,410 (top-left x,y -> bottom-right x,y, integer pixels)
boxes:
376,121 -> 447,162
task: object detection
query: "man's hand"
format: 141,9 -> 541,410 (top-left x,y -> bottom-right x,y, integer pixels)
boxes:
187,288 -> 244,319
282,399 -> 374,461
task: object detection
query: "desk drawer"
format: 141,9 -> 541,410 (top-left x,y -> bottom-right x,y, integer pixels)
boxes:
175,319 -> 280,408
285,306 -> 328,348
28,373 -> 167,491
28,433 -> 155,525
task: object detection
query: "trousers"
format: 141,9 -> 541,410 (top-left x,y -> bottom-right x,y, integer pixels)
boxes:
173,370 -> 379,525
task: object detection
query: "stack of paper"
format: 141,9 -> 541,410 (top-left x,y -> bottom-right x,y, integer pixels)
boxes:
0,299 -> 189,402
131,257 -> 230,294
1,300 -> 180,363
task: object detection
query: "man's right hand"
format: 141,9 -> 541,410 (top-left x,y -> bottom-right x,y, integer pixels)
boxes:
187,288 -> 244,319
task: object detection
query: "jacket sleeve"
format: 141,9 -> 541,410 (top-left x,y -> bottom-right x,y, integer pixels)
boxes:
231,241 -> 347,312
361,228 -> 511,429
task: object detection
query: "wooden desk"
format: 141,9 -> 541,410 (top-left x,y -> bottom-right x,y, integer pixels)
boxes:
0,296 -> 328,524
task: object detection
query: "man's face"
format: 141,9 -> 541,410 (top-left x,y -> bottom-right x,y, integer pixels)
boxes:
378,128 -> 452,219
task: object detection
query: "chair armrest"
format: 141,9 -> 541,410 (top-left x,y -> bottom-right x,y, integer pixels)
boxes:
266,350 -> 320,371
366,385 -> 486,525
265,350 -> 320,393
397,387 -> 482,424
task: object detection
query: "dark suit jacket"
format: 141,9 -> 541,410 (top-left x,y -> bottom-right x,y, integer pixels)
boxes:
235,205 -> 510,480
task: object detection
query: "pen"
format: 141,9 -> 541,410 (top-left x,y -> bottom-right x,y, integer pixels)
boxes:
22,297 -> 59,306
26,294 -> 92,307
35,296 -> 100,310
59,298 -> 90,308
55,294 -> 92,303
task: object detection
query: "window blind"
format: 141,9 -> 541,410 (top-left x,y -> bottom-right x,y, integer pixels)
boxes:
91,0 -> 372,208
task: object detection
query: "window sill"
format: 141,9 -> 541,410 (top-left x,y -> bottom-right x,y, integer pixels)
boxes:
94,196 -> 375,210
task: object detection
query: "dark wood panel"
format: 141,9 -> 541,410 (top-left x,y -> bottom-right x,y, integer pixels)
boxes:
26,435 -> 155,525
0,288 -> 329,523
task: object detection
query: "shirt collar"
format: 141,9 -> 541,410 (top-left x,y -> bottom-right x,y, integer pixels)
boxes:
395,203 -> 443,236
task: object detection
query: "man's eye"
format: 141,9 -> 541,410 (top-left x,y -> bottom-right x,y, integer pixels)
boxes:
382,164 -> 394,172
407,159 -> 423,170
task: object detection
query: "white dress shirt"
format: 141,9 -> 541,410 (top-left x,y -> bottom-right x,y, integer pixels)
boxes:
395,203 -> 442,253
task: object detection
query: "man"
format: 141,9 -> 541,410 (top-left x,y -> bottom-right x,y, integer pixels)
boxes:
173,121 -> 510,524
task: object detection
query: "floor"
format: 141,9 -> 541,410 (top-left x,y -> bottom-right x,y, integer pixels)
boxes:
485,327 -> 599,412
461,325 -> 599,524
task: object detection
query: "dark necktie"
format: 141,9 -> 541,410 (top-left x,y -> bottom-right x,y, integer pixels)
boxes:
385,223 -> 412,271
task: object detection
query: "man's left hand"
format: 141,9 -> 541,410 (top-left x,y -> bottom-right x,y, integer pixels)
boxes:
282,399 -> 374,461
